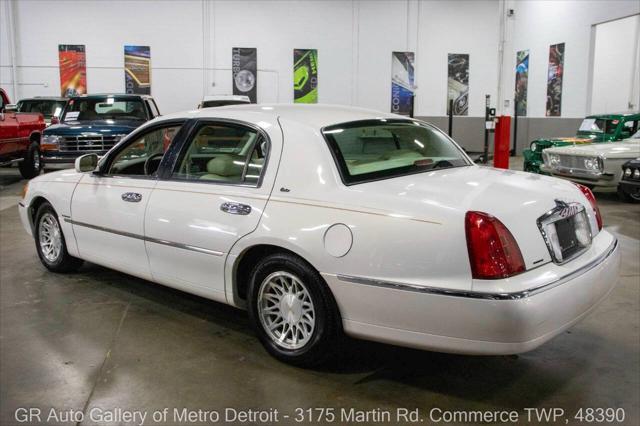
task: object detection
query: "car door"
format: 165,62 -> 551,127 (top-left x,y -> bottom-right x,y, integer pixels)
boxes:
0,110 -> 21,158
70,120 -> 186,280
144,118 -> 280,302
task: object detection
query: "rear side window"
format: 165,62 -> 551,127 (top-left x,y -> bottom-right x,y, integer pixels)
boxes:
173,123 -> 267,186
323,119 -> 469,185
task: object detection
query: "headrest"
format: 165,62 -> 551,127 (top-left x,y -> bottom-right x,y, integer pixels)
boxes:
206,155 -> 242,177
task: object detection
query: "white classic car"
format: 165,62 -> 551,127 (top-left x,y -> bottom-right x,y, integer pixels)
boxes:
19,105 -> 620,366
541,131 -> 640,191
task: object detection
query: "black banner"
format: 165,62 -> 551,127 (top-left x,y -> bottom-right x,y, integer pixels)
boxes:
232,48 -> 257,103
124,45 -> 151,95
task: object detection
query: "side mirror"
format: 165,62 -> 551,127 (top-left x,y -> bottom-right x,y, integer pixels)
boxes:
50,116 -> 60,125
75,153 -> 98,173
5,104 -> 17,112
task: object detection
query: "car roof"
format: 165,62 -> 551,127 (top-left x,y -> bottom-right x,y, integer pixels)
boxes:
159,104 -> 403,129
19,97 -> 67,101
586,111 -> 640,120
69,93 -> 154,100
202,95 -> 250,102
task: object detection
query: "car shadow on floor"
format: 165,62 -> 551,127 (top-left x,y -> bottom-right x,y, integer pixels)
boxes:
73,261 -> 605,408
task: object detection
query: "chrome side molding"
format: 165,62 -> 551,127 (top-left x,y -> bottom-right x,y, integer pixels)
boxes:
64,218 -> 224,257
337,237 -> 618,301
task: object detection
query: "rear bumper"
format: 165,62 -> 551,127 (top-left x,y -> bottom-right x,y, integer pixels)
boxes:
324,231 -> 620,355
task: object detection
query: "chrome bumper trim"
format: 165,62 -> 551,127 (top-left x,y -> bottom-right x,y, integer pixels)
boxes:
337,237 -> 618,301
65,218 -> 224,257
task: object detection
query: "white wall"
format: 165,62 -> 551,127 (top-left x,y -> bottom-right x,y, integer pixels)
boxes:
0,0 -> 500,116
590,14 -> 640,114
505,0 -> 640,118
1,0 -> 638,118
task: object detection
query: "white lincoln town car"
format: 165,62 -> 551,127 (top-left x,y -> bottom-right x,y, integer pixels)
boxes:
19,105 -> 620,366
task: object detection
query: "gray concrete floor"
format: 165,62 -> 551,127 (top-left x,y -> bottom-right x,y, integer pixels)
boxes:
1,160 -> 639,426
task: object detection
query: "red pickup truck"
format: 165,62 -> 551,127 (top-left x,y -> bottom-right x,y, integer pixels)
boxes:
0,88 -> 46,178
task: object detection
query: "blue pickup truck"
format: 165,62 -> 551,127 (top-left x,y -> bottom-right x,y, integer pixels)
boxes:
41,93 -> 160,169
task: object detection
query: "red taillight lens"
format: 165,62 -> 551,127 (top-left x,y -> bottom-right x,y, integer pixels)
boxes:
574,183 -> 602,231
465,211 -> 526,280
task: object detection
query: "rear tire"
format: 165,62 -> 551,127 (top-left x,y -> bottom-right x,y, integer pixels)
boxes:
19,142 -> 42,179
247,252 -> 342,367
34,202 -> 83,272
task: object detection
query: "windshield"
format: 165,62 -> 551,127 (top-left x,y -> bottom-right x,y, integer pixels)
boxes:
62,97 -> 147,122
323,119 -> 470,185
201,100 -> 249,108
578,118 -> 618,135
17,100 -> 66,119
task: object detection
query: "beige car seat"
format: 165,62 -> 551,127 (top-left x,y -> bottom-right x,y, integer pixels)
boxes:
200,154 -> 244,181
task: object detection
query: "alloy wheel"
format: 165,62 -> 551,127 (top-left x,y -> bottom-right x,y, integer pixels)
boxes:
39,213 -> 62,262
257,271 -> 315,350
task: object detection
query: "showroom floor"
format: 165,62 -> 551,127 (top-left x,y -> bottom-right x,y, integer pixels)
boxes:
1,160 -> 638,425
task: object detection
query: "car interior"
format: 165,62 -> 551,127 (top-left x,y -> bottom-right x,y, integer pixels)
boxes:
174,124 -> 266,185
331,124 -> 464,176
107,123 -> 267,184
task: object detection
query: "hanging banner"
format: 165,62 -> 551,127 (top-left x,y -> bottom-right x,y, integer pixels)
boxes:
124,45 -> 151,95
232,48 -> 257,103
515,50 -> 529,116
293,49 -> 318,103
546,43 -> 565,116
58,44 -> 87,97
447,53 -> 469,116
390,52 -> 415,116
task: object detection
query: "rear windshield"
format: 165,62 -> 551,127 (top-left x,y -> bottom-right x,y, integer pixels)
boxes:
17,99 -> 66,119
62,97 -> 148,122
322,119 -> 470,185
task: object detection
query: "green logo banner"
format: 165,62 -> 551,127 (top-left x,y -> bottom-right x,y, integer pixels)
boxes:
293,49 -> 318,103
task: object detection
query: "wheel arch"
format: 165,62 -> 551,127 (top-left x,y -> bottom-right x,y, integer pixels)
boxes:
29,130 -> 41,144
230,242 -> 326,307
28,195 -> 51,230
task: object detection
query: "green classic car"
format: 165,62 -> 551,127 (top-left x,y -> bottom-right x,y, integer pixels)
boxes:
523,112 -> 640,174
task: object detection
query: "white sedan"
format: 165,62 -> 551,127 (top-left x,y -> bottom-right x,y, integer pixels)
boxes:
19,105 -> 620,366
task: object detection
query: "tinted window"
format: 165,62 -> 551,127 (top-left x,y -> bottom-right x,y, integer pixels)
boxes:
201,100 -> 250,108
323,119 -> 470,185
173,123 -> 267,185
17,100 -> 66,119
109,125 -> 182,176
63,97 -> 148,122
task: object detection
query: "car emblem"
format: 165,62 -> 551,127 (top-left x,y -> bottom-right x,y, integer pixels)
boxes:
554,199 -> 580,218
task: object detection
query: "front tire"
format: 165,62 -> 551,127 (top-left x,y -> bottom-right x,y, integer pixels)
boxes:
19,142 -> 42,179
34,203 -> 83,272
247,252 -> 342,367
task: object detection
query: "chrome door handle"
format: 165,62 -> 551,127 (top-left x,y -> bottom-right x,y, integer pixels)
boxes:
220,202 -> 251,215
121,192 -> 142,203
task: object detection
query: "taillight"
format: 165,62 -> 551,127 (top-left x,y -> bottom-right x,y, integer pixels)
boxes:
465,211 -> 526,280
574,183 -> 602,231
